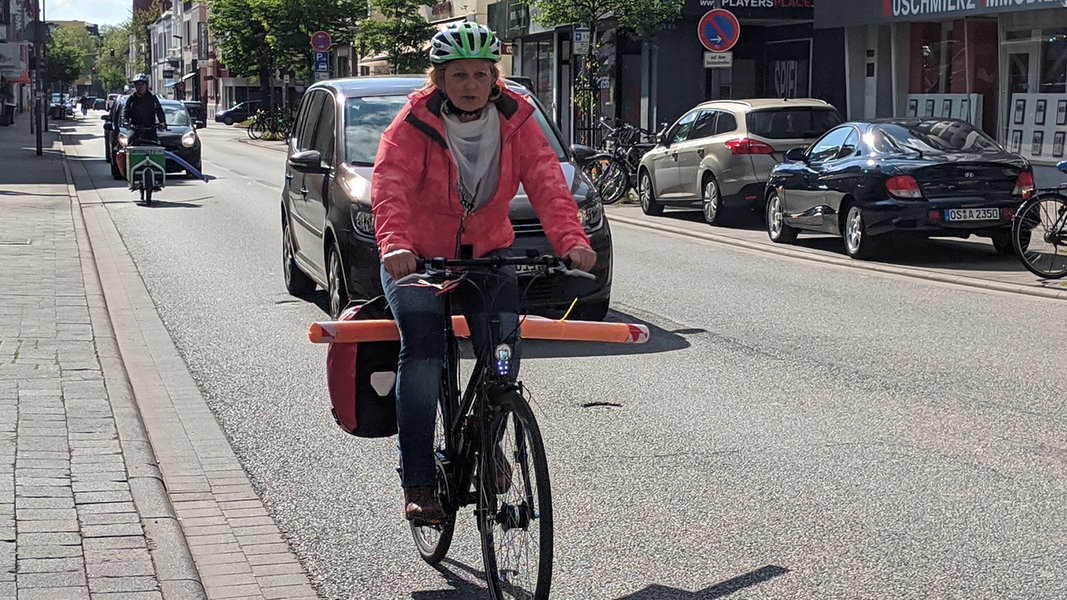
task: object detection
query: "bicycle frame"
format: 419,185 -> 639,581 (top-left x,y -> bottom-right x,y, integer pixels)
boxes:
435,275 -> 518,512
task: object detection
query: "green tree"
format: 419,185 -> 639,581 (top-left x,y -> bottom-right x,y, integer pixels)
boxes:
45,27 -> 88,90
521,0 -> 681,121
272,0 -> 367,80
355,0 -> 435,75
210,0 -> 277,109
97,24 -> 131,92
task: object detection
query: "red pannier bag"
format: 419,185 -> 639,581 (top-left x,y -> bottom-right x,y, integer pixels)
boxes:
326,296 -> 399,437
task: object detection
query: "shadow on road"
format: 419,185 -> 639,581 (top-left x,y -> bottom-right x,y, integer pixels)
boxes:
410,558 -> 491,599
614,564 -> 790,599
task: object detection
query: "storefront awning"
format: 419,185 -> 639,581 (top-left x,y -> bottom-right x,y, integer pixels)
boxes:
164,81 -> 178,87
180,71 -> 196,82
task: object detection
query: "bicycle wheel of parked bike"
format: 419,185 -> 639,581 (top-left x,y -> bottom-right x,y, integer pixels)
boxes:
478,390 -> 553,600
583,157 -> 629,205
410,400 -> 456,564
247,120 -> 266,140
1013,193 -> 1067,279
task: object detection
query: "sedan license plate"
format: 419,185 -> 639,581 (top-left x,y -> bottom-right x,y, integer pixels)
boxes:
944,208 -> 1001,222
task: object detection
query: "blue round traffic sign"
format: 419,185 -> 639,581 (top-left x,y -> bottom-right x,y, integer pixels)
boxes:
698,9 -> 740,53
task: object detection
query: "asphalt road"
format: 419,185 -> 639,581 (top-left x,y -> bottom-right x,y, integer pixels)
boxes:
65,116 -> 1067,599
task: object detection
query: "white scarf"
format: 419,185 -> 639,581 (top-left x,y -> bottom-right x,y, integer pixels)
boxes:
443,103 -> 501,214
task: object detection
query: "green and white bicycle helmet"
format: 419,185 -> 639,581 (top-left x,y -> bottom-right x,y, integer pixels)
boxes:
429,22 -> 501,64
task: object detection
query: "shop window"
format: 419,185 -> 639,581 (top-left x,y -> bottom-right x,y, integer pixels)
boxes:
1039,30 -> 1066,93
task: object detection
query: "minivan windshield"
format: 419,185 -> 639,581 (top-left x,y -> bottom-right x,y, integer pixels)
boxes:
876,120 -> 1002,154
343,91 -> 568,165
747,108 -> 843,139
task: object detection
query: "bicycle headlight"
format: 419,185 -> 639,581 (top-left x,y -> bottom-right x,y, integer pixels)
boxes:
181,130 -> 198,148
495,344 -> 513,377
577,200 -> 604,232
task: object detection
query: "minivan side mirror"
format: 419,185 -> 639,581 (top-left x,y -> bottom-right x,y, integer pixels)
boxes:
784,147 -> 807,163
288,149 -> 328,173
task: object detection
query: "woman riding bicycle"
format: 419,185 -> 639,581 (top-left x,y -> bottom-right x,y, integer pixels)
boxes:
372,22 -> 596,523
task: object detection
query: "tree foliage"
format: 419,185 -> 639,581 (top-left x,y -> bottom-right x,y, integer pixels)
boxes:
355,0 -> 435,75
45,27 -> 93,89
524,0 -> 681,41
97,25 -> 131,92
210,0 -> 367,107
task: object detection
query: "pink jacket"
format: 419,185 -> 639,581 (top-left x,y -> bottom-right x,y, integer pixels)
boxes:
372,85 -> 591,259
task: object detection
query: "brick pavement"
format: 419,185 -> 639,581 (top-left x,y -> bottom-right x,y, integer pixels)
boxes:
0,108 -> 319,599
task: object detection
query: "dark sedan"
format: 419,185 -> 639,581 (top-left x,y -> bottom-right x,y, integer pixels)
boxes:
281,76 -> 612,319
765,118 -> 1034,259
104,97 -> 202,179
214,101 -> 259,125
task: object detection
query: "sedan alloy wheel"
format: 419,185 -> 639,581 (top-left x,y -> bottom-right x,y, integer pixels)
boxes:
843,204 -> 878,259
766,192 -> 798,243
639,171 -> 663,216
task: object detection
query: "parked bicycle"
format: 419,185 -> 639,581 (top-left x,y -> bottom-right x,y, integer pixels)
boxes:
1011,160 -> 1067,278
247,109 -> 294,140
579,117 -> 656,205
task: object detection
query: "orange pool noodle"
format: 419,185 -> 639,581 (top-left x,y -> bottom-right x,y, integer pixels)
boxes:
309,315 -> 649,344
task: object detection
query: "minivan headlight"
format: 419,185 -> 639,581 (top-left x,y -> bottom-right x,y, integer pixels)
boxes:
577,199 -> 603,232
181,130 -> 198,148
350,204 -> 375,239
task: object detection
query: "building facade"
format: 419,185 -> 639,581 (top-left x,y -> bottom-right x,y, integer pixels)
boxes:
491,0 -> 846,146
816,0 -> 1067,165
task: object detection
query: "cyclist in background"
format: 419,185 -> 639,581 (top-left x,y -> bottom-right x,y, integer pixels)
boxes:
372,22 -> 596,523
124,73 -> 167,144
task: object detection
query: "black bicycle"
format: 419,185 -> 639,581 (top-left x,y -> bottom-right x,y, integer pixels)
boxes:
580,117 -> 656,205
399,253 -> 593,600
1011,160 -> 1067,278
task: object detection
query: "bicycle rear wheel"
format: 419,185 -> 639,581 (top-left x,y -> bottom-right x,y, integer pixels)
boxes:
478,391 -> 553,600
1013,193 -> 1067,279
410,400 -> 456,563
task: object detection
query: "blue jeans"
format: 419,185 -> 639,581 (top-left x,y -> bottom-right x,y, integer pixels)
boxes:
381,260 -> 521,488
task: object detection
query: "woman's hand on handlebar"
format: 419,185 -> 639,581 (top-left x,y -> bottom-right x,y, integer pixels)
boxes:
566,246 -> 596,272
383,249 -> 418,280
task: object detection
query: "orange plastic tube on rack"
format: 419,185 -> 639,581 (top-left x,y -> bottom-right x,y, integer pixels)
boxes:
308,315 -> 650,345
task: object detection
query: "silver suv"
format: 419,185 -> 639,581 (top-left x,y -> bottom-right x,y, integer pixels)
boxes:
637,98 -> 842,225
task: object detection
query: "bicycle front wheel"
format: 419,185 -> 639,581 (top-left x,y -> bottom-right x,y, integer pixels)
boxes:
584,157 -> 628,205
478,391 -> 553,600
1013,193 -> 1067,279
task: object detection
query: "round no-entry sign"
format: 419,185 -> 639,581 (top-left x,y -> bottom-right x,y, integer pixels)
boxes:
311,31 -> 332,51
698,9 -> 740,53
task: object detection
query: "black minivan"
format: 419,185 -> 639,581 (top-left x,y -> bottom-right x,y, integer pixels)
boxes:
280,76 -> 613,319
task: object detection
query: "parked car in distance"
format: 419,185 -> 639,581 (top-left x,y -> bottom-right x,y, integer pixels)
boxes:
638,98 -> 843,225
765,117 -> 1034,259
182,101 -> 207,128
49,93 -> 73,120
281,76 -> 612,320
105,93 -> 119,111
102,96 -> 202,179
92,98 -> 107,110
214,101 -> 259,125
